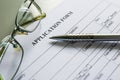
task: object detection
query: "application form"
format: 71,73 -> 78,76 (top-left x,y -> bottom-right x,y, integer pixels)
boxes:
15,0 -> 120,80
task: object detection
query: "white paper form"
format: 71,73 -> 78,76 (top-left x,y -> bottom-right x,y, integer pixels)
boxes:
15,0 -> 120,80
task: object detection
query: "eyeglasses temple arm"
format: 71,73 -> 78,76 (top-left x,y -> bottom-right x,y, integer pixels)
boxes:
21,0 -> 34,19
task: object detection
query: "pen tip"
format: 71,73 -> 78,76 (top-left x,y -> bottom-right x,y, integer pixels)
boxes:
49,36 -> 58,39
49,35 -> 65,40
49,37 -> 54,39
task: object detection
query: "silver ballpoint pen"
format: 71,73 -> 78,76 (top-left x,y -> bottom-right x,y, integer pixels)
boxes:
50,34 -> 120,41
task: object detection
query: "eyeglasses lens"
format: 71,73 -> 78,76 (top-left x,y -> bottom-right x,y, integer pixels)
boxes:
0,42 -> 22,80
16,0 -> 45,32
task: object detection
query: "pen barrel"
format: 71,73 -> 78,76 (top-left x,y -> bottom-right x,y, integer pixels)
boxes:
70,35 -> 120,41
50,34 -> 120,41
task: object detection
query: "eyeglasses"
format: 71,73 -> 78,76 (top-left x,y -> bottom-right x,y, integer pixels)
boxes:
0,0 -> 46,79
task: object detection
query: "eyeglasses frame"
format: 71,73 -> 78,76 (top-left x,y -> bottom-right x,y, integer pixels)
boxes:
0,0 -> 46,79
